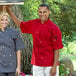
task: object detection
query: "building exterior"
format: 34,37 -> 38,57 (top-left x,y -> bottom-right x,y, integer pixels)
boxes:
0,0 -> 24,2
0,0 -> 24,5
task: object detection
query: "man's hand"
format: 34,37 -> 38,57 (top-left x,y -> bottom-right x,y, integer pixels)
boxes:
5,5 -> 13,13
50,67 -> 56,76
0,6 -> 3,12
16,67 -> 21,76
4,5 -> 21,26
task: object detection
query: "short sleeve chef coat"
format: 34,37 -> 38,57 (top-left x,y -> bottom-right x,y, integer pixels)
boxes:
20,19 -> 63,66
0,27 -> 24,72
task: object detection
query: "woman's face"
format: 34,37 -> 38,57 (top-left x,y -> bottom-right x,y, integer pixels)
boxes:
0,15 -> 9,28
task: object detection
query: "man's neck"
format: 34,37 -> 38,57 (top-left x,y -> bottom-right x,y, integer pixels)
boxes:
41,19 -> 49,24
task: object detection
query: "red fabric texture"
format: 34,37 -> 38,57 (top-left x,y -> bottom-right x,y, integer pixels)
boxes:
20,19 -> 63,66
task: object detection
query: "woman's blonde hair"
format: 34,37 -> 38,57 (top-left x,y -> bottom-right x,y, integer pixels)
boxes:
0,11 -> 10,22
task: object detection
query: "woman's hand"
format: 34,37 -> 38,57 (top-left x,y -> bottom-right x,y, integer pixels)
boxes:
16,67 -> 21,76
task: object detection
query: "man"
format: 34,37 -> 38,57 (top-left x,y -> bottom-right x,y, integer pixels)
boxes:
7,4 -> 63,76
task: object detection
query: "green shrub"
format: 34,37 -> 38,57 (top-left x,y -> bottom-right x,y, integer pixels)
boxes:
59,64 -> 69,76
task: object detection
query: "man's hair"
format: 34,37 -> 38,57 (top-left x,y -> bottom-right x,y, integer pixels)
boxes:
39,4 -> 49,10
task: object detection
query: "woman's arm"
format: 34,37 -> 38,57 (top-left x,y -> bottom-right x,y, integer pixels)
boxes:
16,50 -> 21,76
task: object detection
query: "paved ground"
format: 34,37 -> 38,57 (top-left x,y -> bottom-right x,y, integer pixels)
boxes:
20,75 -> 32,76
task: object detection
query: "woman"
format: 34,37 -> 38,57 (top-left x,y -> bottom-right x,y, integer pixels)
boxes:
0,12 -> 24,76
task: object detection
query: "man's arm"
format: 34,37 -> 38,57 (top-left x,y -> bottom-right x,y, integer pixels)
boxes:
53,49 -> 59,69
16,50 -> 21,76
6,6 -> 21,26
50,49 -> 59,76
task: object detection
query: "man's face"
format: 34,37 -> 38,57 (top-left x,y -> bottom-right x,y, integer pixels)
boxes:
38,6 -> 50,23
